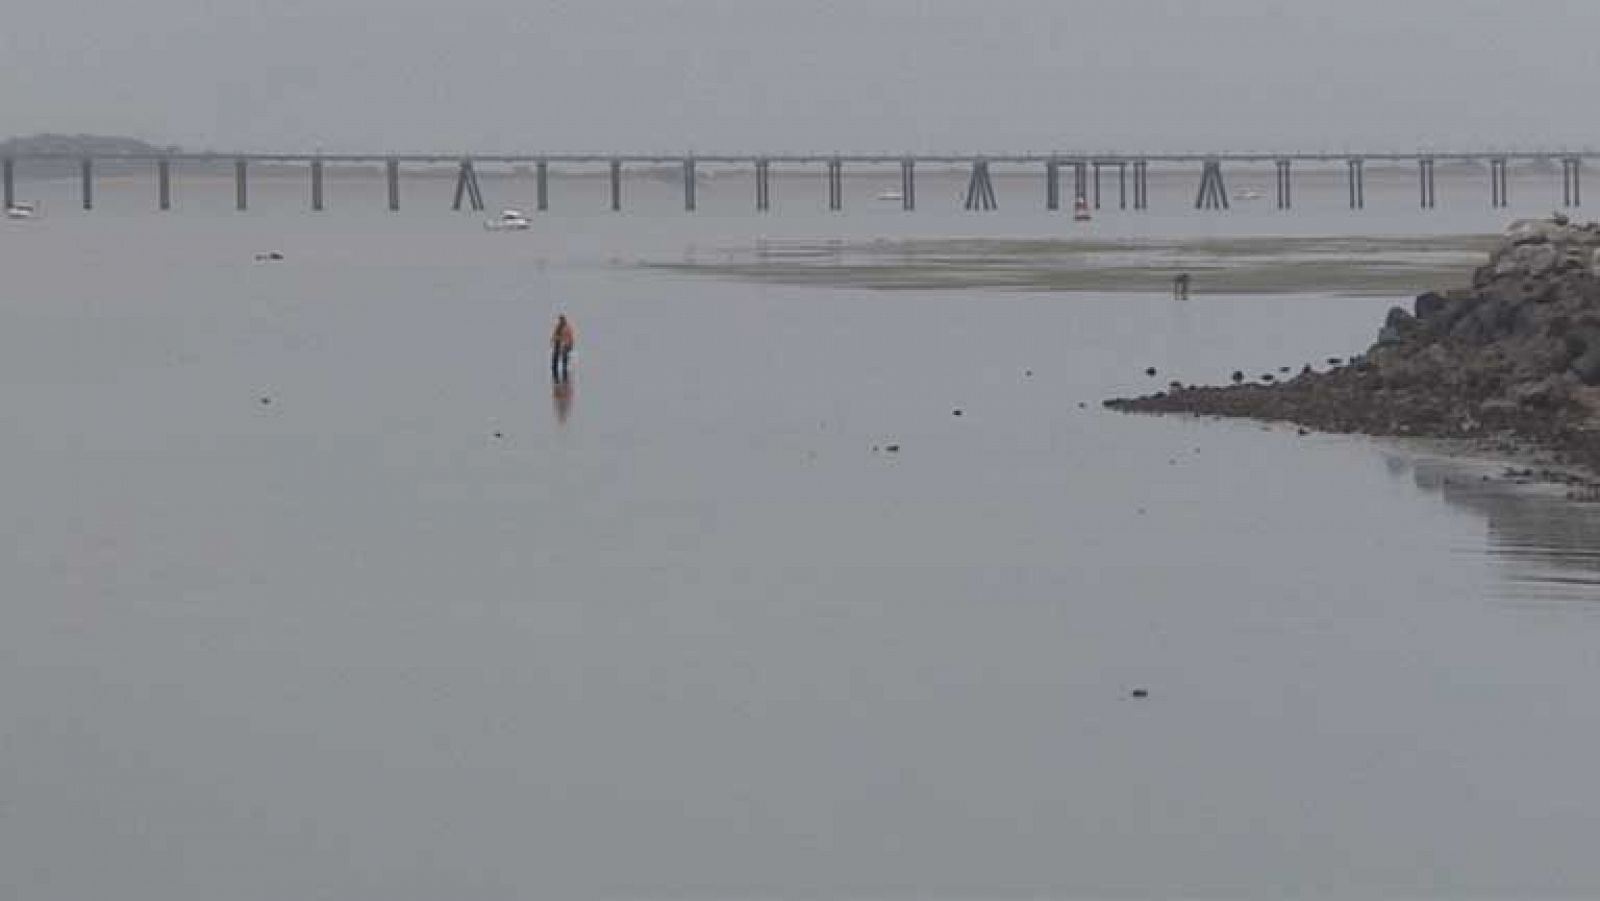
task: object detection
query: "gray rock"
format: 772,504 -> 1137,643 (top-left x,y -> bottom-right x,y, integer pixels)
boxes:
1414,292 -> 1449,319
1572,348 -> 1600,385
1495,243 -> 1560,279
1385,306 -> 1416,330
1478,398 -> 1518,416
1509,375 -> 1571,408
1506,218 -> 1557,245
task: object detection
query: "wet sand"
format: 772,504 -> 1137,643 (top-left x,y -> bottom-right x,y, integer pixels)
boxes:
650,233 -> 1499,295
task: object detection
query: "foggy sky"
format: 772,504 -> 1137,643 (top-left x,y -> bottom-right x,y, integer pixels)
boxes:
3,0 -> 1596,154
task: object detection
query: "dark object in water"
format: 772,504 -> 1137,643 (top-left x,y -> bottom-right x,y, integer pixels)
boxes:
884,444 -> 901,453
1231,371 -> 1244,384
1278,366 -> 1290,373
1261,373 -> 1276,383
1130,689 -> 1149,699
254,251 -> 284,261
1327,356 -> 1343,367
258,396 -> 272,405
952,409 -> 963,417
1145,367 -> 1158,377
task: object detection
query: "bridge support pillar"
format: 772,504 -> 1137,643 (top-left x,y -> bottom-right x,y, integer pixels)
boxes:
1275,159 -> 1292,209
1091,161 -> 1103,209
536,160 -> 548,211
1563,157 -> 1582,208
1419,158 -> 1436,209
1346,158 -> 1365,209
158,159 -> 171,210
81,158 -> 93,210
683,158 -> 696,211
754,158 -> 771,211
3,158 -> 13,210
825,158 -> 843,211
1045,160 -> 1060,211
610,159 -> 622,211
900,157 -> 915,211
235,159 -> 248,211
1072,161 -> 1087,207
386,158 -> 400,211
1118,162 -> 1127,209
964,159 -> 997,211
1490,157 -> 1509,208
1133,160 -> 1149,210
452,159 -> 485,211
1195,160 -> 1229,210
311,159 -> 324,211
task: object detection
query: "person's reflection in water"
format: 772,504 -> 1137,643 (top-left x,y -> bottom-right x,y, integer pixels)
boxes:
552,380 -> 574,425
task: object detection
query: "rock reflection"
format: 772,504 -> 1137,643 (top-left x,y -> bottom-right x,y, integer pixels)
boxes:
1390,453 -> 1600,601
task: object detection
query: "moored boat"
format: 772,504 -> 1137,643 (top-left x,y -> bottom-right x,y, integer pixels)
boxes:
484,209 -> 531,231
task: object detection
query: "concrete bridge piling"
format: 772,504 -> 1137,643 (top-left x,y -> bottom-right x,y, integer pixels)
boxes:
755,158 -> 772,211
1194,160 -> 1229,210
158,159 -> 171,210
452,160 -> 485,212
825,158 -> 843,211
1346,158 -> 1365,210
963,159 -> 998,211
1490,157 -> 1510,208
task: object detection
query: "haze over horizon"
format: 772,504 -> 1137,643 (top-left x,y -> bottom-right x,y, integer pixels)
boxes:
3,1 -> 1597,154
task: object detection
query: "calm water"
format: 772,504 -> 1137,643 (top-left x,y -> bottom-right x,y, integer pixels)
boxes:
5,171 -> 1600,900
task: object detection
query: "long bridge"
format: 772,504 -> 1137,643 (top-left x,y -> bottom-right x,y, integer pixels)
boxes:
2,150 -> 1593,214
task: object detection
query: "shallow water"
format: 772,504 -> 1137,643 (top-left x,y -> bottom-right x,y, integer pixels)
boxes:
5,174 -> 1600,899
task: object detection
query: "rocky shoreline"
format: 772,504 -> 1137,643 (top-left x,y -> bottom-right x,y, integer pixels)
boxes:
1106,215 -> 1600,496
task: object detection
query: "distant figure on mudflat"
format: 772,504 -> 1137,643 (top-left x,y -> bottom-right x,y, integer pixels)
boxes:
1173,272 -> 1191,300
550,314 -> 576,383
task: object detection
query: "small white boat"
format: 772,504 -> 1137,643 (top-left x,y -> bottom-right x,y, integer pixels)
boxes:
5,201 -> 39,220
1232,188 -> 1265,202
1073,196 -> 1092,222
876,189 -> 904,202
484,209 -> 531,231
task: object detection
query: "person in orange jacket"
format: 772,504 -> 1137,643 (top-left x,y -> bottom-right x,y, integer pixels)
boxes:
550,314 -> 576,383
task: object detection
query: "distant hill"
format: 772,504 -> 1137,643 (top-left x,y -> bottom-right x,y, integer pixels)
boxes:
0,133 -> 180,157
